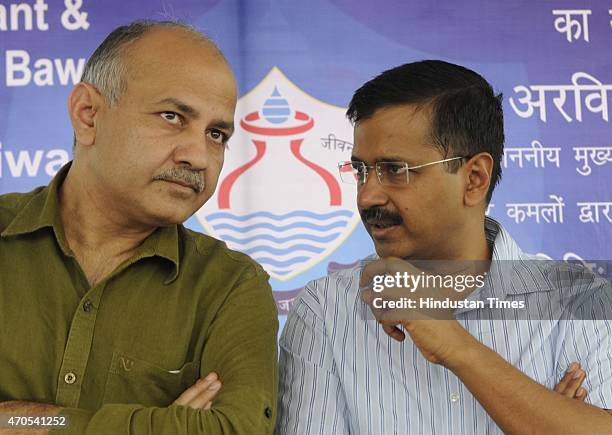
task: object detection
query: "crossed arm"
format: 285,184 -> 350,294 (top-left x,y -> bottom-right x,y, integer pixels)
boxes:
0,271 -> 279,435
2,362 -> 589,435
277,290 -> 599,435
361,259 -> 612,435
440,331 -> 611,434
0,372 -> 222,435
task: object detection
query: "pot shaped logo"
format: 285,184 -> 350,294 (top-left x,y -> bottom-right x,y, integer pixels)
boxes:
197,68 -> 359,281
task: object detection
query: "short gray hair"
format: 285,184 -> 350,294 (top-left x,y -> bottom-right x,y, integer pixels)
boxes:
80,20 -> 222,106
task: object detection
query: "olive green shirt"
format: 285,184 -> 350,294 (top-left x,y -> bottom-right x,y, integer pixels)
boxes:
0,164 -> 278,434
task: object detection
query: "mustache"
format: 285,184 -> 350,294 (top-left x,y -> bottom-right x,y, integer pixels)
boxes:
153,167 -> 205,193
360,206 -> 403,225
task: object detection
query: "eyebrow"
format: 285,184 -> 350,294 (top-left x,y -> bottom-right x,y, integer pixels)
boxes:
156,98 -> 200,118
156,97 -> 235,134
211,119 -> 235,135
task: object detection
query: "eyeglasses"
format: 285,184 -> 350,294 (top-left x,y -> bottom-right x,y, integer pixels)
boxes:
338,156 -> 468,186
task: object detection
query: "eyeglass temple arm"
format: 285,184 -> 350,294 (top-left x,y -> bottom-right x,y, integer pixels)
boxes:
406,156 -> 468,170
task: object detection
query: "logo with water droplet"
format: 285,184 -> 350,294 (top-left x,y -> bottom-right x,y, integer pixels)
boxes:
197,68 -> 359,281
262,87 -> 291,124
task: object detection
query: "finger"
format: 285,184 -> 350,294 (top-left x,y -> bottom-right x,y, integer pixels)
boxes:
564,369 -> 586,398
361,288 -> 375,305
576,388 -> 587,402
360,259 -> 389,290
174,380 -> 208,406
173,373 -> 217,406
387,257 -> 419,274
382,323 -> 405,342
360,257 -> 420,290
559,369 -> 585,398
185,381 -> 222,410
553,362 -> 579,393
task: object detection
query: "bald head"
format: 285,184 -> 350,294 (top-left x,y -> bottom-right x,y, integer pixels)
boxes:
80,20 -> 227,106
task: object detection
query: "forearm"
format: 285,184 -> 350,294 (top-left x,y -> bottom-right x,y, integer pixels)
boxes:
0,395 -> 271,435
448,338 -> 612,434
54,402 -> 265,435
0,401 -> 233,435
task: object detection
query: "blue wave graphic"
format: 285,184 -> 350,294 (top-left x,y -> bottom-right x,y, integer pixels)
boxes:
213,220 -> 348,233
219,233 -> 341,245
254,256 -> 310,268
243,244 -> 325,256
268,269 -> 291,276
206,209 -> 355,276
207,210 -> 353,221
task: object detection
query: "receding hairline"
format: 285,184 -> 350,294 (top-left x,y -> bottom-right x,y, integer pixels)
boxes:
121,25 -> 226,61
119,25 -> 230,81
79,20 -> 228,106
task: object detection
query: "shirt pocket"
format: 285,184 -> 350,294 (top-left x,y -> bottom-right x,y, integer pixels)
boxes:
102,350 -> 199,407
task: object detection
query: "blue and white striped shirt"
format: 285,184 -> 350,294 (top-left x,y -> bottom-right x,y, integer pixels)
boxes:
277,218 -> 612,434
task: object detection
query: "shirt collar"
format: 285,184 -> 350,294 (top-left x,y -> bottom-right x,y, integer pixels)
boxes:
137,224 -> 181,284
481,216 -> 553,296
1,162 -> 180,283
1,162 -> 71,245
486,216 -> 525,262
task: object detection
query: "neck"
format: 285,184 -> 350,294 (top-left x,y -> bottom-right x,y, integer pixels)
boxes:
442,213 -> 491,261
436,216 -> 492,300
461,218 -> 491,261
58,163 -> 156,256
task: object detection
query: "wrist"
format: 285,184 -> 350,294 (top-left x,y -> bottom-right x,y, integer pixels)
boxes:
441,327 -> 483,371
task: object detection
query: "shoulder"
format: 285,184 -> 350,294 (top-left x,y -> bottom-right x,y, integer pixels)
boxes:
175,226 -> 278,317
292,263 -> 363,319
0,188 -> 44,232
539,260 -> 609,292
526,260 -> 612,317
178,225 -> 268,281
553,262 -> 611,313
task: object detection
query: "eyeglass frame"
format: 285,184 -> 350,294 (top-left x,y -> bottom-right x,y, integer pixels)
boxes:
337,156 -> 471,186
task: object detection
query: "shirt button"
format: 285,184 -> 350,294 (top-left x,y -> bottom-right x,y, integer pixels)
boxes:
64,372 -> 77,384
82,300 -> 94,312
450,393 -> 460,403
264,407 -> 273,418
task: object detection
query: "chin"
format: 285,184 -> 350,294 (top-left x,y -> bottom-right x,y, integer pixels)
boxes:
374,242 -> 410,259
149,209 -> 194,226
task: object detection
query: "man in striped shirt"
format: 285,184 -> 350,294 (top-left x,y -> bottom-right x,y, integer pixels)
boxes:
277,60 -> 612,434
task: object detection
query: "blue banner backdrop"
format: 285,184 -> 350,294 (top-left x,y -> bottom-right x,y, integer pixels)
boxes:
1,1 -> 610,330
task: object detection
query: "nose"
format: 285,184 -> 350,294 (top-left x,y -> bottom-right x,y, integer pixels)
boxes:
357,169 -> 388,210
172,129 -> 211,171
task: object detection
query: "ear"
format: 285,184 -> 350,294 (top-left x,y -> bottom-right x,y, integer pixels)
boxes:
68,83 -> 104,147
463,153 -> 493,207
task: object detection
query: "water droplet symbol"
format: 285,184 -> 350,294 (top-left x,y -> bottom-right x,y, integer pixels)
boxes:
262,87 -> 291,124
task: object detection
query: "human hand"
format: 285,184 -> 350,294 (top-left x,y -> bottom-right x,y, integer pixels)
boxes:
173,372 -> 222,410
360,258 -> 479,366
554,362 -> 588,401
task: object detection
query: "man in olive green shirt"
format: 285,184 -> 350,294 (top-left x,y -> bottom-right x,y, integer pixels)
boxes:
0,20 -> 278,434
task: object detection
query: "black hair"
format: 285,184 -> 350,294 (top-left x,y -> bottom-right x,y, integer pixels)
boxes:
347,60 -> 504,203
